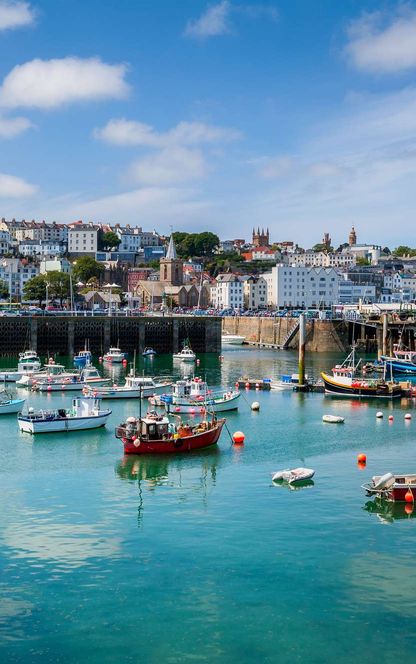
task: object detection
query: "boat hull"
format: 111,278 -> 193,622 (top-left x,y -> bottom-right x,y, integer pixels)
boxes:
18,411 -> 111,434
120,420 -> 225,455
321,372 -> 402,399
221,335 -> 245,346
35,378 -> 110,392
0,398 -> 25,414
166,394 -> 240,413
381,356 -> 416,374
0,371 -> 23,382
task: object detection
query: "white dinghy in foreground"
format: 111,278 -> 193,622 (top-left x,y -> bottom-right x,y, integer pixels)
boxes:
272,467 -> 315,484
322,415 -> 345,424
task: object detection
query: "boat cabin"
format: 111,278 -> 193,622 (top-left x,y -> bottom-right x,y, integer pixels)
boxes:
80,365 -> 101,380
125,376 -> 157,389
172,377 -> 207,398
139,414 -> 170,439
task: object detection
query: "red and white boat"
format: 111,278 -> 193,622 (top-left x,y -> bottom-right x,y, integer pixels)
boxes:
363,473 -> 416,502
115,411 -> 225,455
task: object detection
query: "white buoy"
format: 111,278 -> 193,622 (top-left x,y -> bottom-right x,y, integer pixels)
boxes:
251,401 -> 260,411
376,411 -> 383,418
405,413 -> 412,420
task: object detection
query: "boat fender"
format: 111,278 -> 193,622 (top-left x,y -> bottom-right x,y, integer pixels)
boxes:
133,438 -> 141,448
373,472 -> 395,490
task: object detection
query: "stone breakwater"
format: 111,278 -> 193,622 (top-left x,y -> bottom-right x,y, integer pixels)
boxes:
222,317 -> 351,352
0,315 -> 222,357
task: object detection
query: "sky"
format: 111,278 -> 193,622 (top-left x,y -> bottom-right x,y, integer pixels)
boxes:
0,0 -> 415,248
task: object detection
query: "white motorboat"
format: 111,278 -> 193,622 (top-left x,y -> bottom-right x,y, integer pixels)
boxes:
33,365 -> 110,392
159,377 -> 240,413
18,396 -> 112,434
172,347 -> 196,362
103,347 -> 126,363
19,350 -> 40,362
0,358 -> 42,383
221,332 -> 245,346
272,467 -> 315,484
85,374 -> 172,399
322,414 -> 345,424
142,347 -> 157,357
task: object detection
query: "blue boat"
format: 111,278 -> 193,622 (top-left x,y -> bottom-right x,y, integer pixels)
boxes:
74,350 -> 92,368
381,346 -> 416,375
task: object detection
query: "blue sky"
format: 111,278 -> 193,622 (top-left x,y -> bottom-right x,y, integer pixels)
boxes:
0,0 -> 416,247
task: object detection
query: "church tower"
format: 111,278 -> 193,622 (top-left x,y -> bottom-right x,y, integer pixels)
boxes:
348,226 -> 357,246
160,235 -> 183,286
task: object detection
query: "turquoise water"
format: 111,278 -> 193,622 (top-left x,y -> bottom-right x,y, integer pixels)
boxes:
1,348 -> 416,663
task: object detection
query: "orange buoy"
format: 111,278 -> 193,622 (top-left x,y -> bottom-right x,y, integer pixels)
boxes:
405,488 -> 414,503
357,453 -> 367,463
233,431 -> 245,444
357,461 -> 366,471
405,503 -> 414,515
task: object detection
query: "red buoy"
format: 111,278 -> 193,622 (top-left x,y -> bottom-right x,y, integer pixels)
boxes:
233,431 -> 245,444
357,453 -> 367,463
388,415 -> 394,422
245,382 -> 250,389
405,488 -> 414,503
235,382 -> 239,388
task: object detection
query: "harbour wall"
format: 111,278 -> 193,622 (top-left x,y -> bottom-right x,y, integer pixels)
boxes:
0,315 -> 222,357
222,317 -> 352,352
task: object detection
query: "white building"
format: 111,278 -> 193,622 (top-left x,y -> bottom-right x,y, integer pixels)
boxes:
211,274 -> 244,310
242,275 -> 268,309
39,257 -> 72,274
263,265 -> 341,308
18,239 -> 65,257
338,277 -> 376,304
132,227 -> 161,247
115,226 -> 142,253
0,259 -> 39,299
291,251 -> 356,268
0,230 -> 11,255
68,222 -> 98,254
347,244 -> 381,265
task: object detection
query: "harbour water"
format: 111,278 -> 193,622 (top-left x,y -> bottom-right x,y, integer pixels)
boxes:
1,348 -> 416,663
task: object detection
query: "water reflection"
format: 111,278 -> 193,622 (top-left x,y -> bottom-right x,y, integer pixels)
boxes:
363,499 -> 416,523
271,479 -> 315,491
115,450 -> 220,525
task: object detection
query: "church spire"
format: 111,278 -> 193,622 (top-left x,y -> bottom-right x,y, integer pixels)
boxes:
166,235 -> 177,259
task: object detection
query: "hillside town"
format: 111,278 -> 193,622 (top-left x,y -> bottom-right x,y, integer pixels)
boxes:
0,217 -> 415,312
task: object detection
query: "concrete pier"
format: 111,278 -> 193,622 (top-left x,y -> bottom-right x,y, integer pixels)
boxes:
0,315 -> 222,357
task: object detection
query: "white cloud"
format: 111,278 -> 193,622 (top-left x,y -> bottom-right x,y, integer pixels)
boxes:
0,1 -> 35,31
0,113 -> 32,138
53,186 -> 214,229
0,57 -> 129,109
345,8 -> 416,73
129,146 -> 206,185
94,118 -> 241,147
185,0 -> 231,38
0,172 -> 37,197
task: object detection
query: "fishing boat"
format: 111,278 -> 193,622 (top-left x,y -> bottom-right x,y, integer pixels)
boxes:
103,347 -> 126,363
19,350 -> 40,363
142,347 -> 156,357
74,348 -> 92,368
362,473 -> 416,502
272,467 -> 315,484
159,377 -> 240,413
33,364 -> 110,392
0,356 -> 42,383
115,410 -> 225,455
322,414 -> 344,423
18,396 -> 112,434
381,345 -> 416,375
85,374 -> 172,399
172,346 -> 196,362
270,373 -> 308,391
221,332 -> 245,346
321,348 -> 402,399
0,392 -> 25,414
16,361 -> 75,387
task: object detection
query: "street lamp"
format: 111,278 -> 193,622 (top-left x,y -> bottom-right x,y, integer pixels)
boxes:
104,282 -> 119,316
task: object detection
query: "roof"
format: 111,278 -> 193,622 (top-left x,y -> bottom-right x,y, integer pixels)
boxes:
165,235 -> 178,260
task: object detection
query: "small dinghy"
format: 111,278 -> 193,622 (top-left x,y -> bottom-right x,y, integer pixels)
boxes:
272,467 -> 315,485
322,414 -> 344,424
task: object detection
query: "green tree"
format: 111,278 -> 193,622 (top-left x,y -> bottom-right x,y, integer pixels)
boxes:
99,231 -> 121,250
0,279 -> 8,300
23,274 -> 47,306
394,245 -> 416,257
312,243 -> 333,253
46,271 -> 71,306
193,232 -> 219,256
72,256 -> 105,283
356,256 -> 370,266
